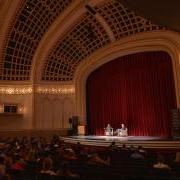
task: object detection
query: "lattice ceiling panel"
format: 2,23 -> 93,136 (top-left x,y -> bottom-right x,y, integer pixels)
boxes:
42,1 -> 165,82
0,0 -> 72,81
42,13 -> 110,81
96,1 -> 164,40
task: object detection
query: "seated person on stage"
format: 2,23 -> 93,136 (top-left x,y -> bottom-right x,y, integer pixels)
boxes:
104,124 -> 113,136
117,124 -> 128,136
121,124 -> 126,130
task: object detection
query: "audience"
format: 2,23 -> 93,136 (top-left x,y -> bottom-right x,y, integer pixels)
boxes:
0,135 -> 178,179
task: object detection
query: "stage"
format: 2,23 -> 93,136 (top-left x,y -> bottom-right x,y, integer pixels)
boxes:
60,135 -> 180,149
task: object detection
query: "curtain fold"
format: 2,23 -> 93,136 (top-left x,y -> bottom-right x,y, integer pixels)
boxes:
86,51 -> 177,137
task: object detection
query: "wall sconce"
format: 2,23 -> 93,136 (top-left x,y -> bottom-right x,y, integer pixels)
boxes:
18,104 -> 24,114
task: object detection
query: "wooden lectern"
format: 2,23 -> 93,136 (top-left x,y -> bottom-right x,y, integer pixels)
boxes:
78,125 -> 86,135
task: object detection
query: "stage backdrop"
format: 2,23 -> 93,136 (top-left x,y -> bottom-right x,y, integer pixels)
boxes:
86,51 -> 177,137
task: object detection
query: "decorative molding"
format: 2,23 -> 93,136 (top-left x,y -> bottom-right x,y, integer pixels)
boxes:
0,85 -> 75,95
0,86 -> 32,95
35,85 -> 75,95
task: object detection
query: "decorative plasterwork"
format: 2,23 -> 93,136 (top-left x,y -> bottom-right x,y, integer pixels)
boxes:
0,0 -> 72,81
0,85 -> 32,95
0,85 -> 75,95
36,85 -> 75,95
41,12 -> 110,81
41,0 -> 164,82
0,0 -> 176,84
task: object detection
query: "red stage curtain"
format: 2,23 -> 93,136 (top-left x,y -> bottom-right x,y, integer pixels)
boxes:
86,51 -> 177,137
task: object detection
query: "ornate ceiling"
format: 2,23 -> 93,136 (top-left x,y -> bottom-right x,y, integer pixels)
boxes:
0,0 -> 171,83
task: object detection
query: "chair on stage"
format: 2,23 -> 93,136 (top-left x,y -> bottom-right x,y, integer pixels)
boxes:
104,128 -> 113,136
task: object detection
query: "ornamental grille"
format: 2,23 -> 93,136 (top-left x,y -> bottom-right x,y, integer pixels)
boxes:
42,1 -> 164,81
0,0 -> 72,81
95,1 -> 164,40
42,12 -> 110,81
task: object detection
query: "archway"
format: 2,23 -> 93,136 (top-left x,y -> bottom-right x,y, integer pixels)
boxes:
75,31 -> 180,128
86,51 -> 177,137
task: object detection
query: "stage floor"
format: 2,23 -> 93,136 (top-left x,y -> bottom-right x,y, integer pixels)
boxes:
70,135 -> 165,141
60,135 -> 180,149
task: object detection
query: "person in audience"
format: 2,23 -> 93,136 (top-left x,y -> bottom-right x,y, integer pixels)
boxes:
137,145 -> 147,156
153,154 -> 171,170
131,149 -> 145,159
128,145 -> 136,151
121,143 -> 128,151
57,161 -> 79,178
109,141 -> 117,149
74,142 -> 82,156
0,157 -> 6,178
4,155 -> 13,174
63,148 -> 78,161
87,150 -> 110,166
11,154 -> 26,171
40,157 -> 57,176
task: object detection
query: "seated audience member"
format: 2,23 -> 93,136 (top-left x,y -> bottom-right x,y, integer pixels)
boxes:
129,145 -> 136,151
153,154 -> 171,170
171,152 -> 180,175
131,149 -> 145,160
138,146 -> 147,156
40,157 -> 57,176
121,144 -> 128,151
74,142 -> 82,156
109,141 -> 116,148
0,157 -> 6,178
63,148 -> 77,161
4,155 -> 13,173
87,150 -> 110,166
11,155 -> 26,171
57,161 -> 79,178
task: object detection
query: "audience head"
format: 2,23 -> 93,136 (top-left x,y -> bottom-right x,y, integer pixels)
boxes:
157,153 -> 165,163
42,157 -> 53,171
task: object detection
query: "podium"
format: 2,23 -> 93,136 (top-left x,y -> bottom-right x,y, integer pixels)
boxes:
78,125 -> 86,135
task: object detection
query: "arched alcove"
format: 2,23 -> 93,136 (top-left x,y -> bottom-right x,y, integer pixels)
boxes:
86,51 -> 177,137
75,31 -> 180,131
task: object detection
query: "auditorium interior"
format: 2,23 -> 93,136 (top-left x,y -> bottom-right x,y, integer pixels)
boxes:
0,0 -> 180,179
